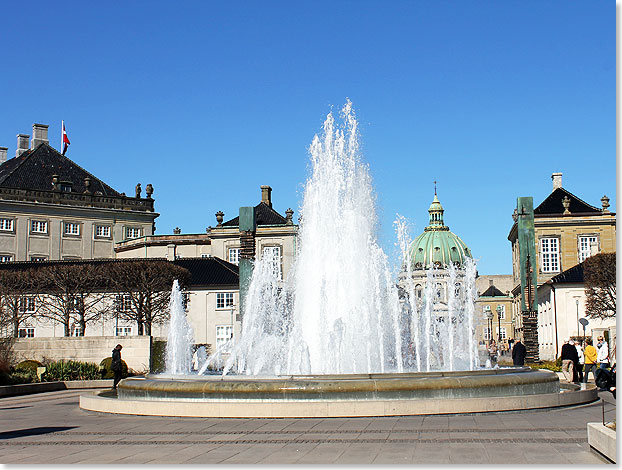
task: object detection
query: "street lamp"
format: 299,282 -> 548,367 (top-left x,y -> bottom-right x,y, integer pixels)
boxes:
486,307 -> 493,345
496,305 -> 503,344
575,298 -> 580,339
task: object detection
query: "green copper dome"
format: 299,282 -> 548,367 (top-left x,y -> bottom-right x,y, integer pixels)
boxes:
409,193 -> 472,269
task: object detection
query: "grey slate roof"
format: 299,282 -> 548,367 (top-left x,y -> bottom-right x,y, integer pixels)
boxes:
480,285 -> 507,297
549,262 -> 584,284
0,143 -> 120,196
0,257 -> 238,288
534,188 -> 602,216
222,202 -> 288,226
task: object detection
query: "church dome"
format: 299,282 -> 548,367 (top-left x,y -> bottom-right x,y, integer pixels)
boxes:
408,193 -> 472,269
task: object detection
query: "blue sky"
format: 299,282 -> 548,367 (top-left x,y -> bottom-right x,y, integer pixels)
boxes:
0,1 -> 614,274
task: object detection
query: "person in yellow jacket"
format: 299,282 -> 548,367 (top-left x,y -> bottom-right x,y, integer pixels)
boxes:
583,338 -> 598,383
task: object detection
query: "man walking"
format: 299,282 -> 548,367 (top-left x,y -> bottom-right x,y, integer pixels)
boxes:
560,339 -> 578,383
512,339 -> 527,366
583,338 -> 597,383
111,344 -> 123,390
574,340 -> 584,383
597,337 -> 610,370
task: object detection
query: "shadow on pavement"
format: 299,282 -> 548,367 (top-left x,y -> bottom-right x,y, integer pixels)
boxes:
0,426 -> 78,440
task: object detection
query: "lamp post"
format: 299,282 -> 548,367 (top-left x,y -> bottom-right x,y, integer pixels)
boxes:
486,308 -> 493,346
575,298 -> 580,339
496,305 -> 503,344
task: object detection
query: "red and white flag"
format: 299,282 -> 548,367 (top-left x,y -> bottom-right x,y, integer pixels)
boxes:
61,120 -> 70,155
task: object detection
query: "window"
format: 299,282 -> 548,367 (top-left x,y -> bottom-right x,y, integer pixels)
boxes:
483,327 -> 491,341
19,297 -> 36,313
30,220 -> 47,234
497,305 -> 506,320
0,255 -> 13,262
497,327 -> 507,340
415,284 -> 422,299
578,236 -> 598,263
0,218 -> 14,231
95,225 -> 111,238
116,294 -> 132,312
228,248 -> 240,265
63,222 -> 80,236
116,326 -> 132,336
483,305 -> 491,315
262,246 -> 282,279
30,256 -> 47,262
126,227 -> 141,239
216,325 -> 233,351
216,292 -> 234,309
18,327 -> 35,338
71,326 -> 84,337
540,237 -> 560,273
60,184 -> 72,192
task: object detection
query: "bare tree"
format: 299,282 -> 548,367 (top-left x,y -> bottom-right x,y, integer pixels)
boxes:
108,260 -> 190,335
584,252 -> 616,319
0,268 -> 42,338
36,263 -> 112,337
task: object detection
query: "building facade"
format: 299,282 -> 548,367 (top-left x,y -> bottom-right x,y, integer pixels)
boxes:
508,172 -> 616,350
0,124 -> 158,262
475,279 -> 514,349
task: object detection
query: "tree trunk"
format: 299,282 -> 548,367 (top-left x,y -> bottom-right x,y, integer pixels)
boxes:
12,307 -> 19,338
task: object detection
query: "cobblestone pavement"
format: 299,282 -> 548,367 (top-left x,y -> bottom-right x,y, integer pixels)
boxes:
0,389 -> 614,464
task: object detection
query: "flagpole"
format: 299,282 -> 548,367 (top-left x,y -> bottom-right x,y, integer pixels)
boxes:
61,120 -> 64,152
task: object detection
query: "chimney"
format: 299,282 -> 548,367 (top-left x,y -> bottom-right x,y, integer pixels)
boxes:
16,134 -> 30,157
489,279 -> 494,286
0,147 -> 6,164
261,185 -> 272,208
551,172 -> 562,191
31,123 -> 49,148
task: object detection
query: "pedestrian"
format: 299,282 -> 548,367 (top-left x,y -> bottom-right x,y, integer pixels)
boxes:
575,340 -> 584,383
489,340 -> 498,365
583,338 -> 597,383
111,344 -> 123,389
560,339 -> 578,383
597,336 -> 610,370
512,339 -> 527,366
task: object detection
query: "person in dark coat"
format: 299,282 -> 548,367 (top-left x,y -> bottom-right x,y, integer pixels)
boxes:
111,344 -> 123,389
560,339 -> 579,383
512,339 -> 527,366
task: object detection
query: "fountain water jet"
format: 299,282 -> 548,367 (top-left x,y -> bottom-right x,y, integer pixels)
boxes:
79,102 -> 595,418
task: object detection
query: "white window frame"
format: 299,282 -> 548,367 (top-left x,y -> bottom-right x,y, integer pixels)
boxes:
262,245 -> 282,279
30,220 -> 48,234
216,292 -> 234,309
578,235 -> 598,263
540,237 -> 560,273
71,326 -> 84,337
125,227 -> 141,239
115,326 -> 133,336
19,297 -> 36,313
63,222 -> 80,236
0,218 -> 14,232
0,255 -> 13,263
497,327 -> 507,340
228,248 -> 240,265
18,327 -> 35,338
483,327 -> 492,341
116,294 -> 132,313
497,305 -> 506,320
216,325 -> 233,352
95,225 -> 112,239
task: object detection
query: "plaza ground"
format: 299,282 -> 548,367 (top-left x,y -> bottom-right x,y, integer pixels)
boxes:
0,388 -> 614,464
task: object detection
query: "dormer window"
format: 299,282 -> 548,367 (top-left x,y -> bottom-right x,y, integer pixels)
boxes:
61,184 -> 72,192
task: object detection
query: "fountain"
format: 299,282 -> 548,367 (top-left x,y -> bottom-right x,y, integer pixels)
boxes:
81,102 -> 597,417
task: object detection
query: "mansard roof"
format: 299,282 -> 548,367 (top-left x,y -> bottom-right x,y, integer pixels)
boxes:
480,285 -> 507,297
534,187 -> 602,216
0,143 -> 121,196
222,202 -> 288,227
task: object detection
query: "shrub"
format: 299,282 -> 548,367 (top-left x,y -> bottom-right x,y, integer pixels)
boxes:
150,340 -> 166,374
527,360 -> 561,372
15,360 -> 43,374
99,357 -> 128,379
42,360 -> 100,381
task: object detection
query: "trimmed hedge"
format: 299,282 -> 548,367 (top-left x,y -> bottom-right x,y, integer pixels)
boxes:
99,357 -> 128,379
15,360 -> 43,373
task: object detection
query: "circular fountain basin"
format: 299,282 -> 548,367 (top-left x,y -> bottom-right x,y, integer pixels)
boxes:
80,367 -> 599,418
